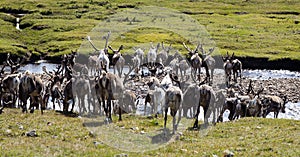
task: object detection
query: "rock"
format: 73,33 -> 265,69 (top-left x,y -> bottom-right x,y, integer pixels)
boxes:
93,141 -> 104,146
19,125 -> 24,130
6,129 -> 12,135
131,127 -> 139,131
26,130 -> 37,137
181,149 -> 188,152
178,132 -> 183,136
223,149 -> 234,157
89,131 -> 95,138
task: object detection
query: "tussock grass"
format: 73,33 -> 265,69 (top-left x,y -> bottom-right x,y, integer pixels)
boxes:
0,108 -> 299,156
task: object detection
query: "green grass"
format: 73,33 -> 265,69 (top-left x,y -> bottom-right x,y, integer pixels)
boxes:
0,108 -> 299,156
0,0 -> 299,60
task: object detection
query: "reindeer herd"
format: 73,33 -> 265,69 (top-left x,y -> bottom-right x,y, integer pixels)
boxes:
0,33 -> 289,134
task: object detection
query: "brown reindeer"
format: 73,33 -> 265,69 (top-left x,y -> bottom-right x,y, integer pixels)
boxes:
1,73 -> 21,108
198,43 -> 216,84
262,95 -> 287,118
108,45 -> 125,78
95,71 -> 124,122
183,42 -> 202,82
42,66 -> 64,110
62,79 -> 75,113
74,74 -> 92,113
193,84 -> 216,128
19,71 -> 45,114
182,84 -> 200,118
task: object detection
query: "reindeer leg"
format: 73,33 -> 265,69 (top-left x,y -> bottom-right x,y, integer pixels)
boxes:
176,104 -> 182,132
39,96 -> 44,115
211,68 -> 214,82
71,98 -> 75,113
118,102 -> 122,121
164,107 -> 168,131
108,94 -> 113,122
172,114 -> 176,134
193,104 -> 201,129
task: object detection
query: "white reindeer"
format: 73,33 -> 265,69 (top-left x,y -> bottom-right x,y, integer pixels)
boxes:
157,42 -> 171,66
87,32 -> 111,74
134,48 -> 144,66
147,43 -> 159,68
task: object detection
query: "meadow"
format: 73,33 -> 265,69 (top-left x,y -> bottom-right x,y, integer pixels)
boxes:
0,108 -> 299,156
0,0 -> 299,60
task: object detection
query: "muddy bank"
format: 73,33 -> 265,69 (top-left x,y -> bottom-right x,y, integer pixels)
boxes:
237,57 -> 300,71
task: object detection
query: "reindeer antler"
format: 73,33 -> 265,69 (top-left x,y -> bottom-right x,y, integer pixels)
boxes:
42,66 -> 54,78
123,63 -> 138,84
103,31 -> 111,50
109,45 -> 124,54
87,36 -> 99,51
183,42 -> 192,53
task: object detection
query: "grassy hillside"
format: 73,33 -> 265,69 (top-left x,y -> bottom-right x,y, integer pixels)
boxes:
0,0 -> 299,60
0,108 -> 299,156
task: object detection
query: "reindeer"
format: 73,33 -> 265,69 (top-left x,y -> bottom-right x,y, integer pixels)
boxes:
19,71 -> 45,114
62,79 -> 75,113
5,53 -> 28,74
1,73 -> 21,108
87,32 -> 111,74
198,43 -> 216,84
134,48 -> 145,66
261,95 -> 287,118
95,71 -> 124,122
183,42 -> 202,82
223,52 -> 233,87
193,84 -> 216,128
147,43 -> 159,69
215,89 -> 226,118
108,45 -> 125,77
182,84 -> 200,118
159,69 -> 183,134
73,73 -> 92,113
178,59 -> 189,81
42,66 -> 64,110
232,56 -> 242,83
164,85 -> 183,134
223,52 -> 242,85
88,55 -> 98,74
246,87 -> 264,117
144,86 -> 165,117
169,58 -> 179,76
157,42 -> 171,66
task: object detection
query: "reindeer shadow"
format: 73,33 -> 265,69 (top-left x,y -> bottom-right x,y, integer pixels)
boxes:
82,121 -> 107,128
187,123 -> 211,131
55,110 -> 79,117
150,128 -> 173,144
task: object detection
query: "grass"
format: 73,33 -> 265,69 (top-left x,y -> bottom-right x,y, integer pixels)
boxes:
0,108 -> 299,156
0,0 -> 299,60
